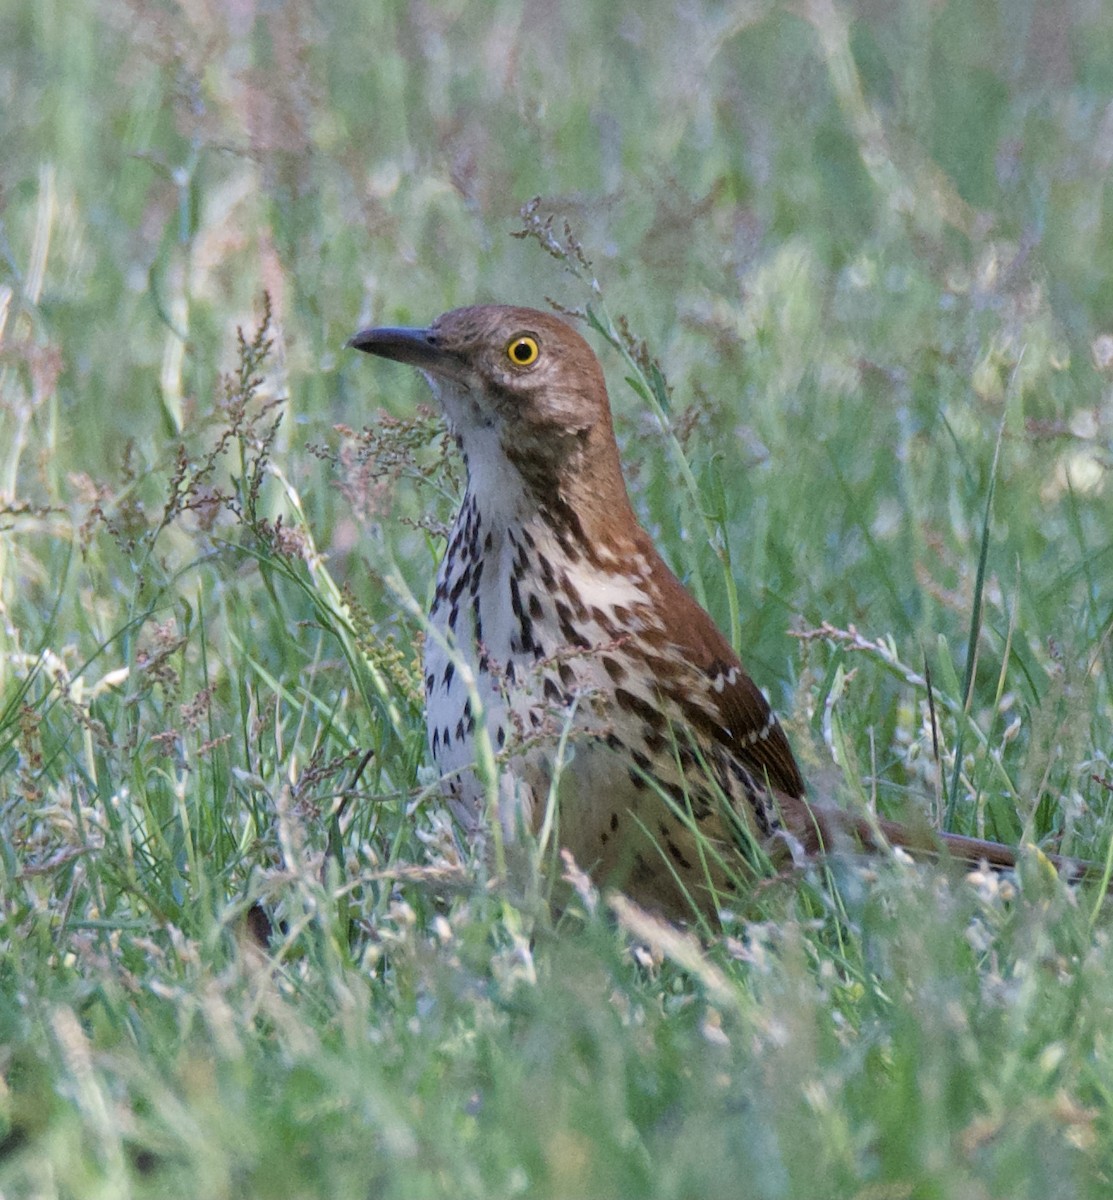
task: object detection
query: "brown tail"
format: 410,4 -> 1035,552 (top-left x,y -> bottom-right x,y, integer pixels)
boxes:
779,796 -> 1112,891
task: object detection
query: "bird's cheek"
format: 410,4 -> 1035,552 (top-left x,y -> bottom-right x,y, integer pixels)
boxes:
539,398 -> 595,436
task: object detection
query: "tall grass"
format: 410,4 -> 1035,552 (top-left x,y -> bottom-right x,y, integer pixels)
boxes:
2,1 -> 1112,1195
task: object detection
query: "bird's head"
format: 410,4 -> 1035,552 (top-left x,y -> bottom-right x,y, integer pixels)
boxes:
350,305 -> 630,522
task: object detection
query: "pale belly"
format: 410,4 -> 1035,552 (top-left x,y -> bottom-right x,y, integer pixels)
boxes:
424,590 -> 751,917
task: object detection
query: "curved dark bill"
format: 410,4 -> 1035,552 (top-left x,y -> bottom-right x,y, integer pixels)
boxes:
347,325 -> 458,375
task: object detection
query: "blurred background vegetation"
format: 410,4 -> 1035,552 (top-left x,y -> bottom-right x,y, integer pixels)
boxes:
2,0 -> 1112,1196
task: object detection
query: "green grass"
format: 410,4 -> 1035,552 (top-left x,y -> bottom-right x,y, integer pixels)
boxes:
2,0 -> 1113,1195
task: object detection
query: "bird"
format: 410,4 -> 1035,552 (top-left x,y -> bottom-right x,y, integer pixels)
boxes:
348,304 -> 1091,922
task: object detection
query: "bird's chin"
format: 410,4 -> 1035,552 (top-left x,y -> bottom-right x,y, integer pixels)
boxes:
428,376 -> 500,434
423,372 -> 471,401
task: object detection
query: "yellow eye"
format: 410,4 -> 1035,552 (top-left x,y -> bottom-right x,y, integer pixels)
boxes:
506,334 -> 540,367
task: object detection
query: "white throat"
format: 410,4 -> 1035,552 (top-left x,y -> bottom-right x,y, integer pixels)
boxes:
428,374 -> 535,531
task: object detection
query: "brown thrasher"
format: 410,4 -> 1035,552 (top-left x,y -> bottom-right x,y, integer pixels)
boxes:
349,305 -> 1085,921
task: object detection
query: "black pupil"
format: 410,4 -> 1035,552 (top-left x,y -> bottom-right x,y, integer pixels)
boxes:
513,341 -> 532,361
